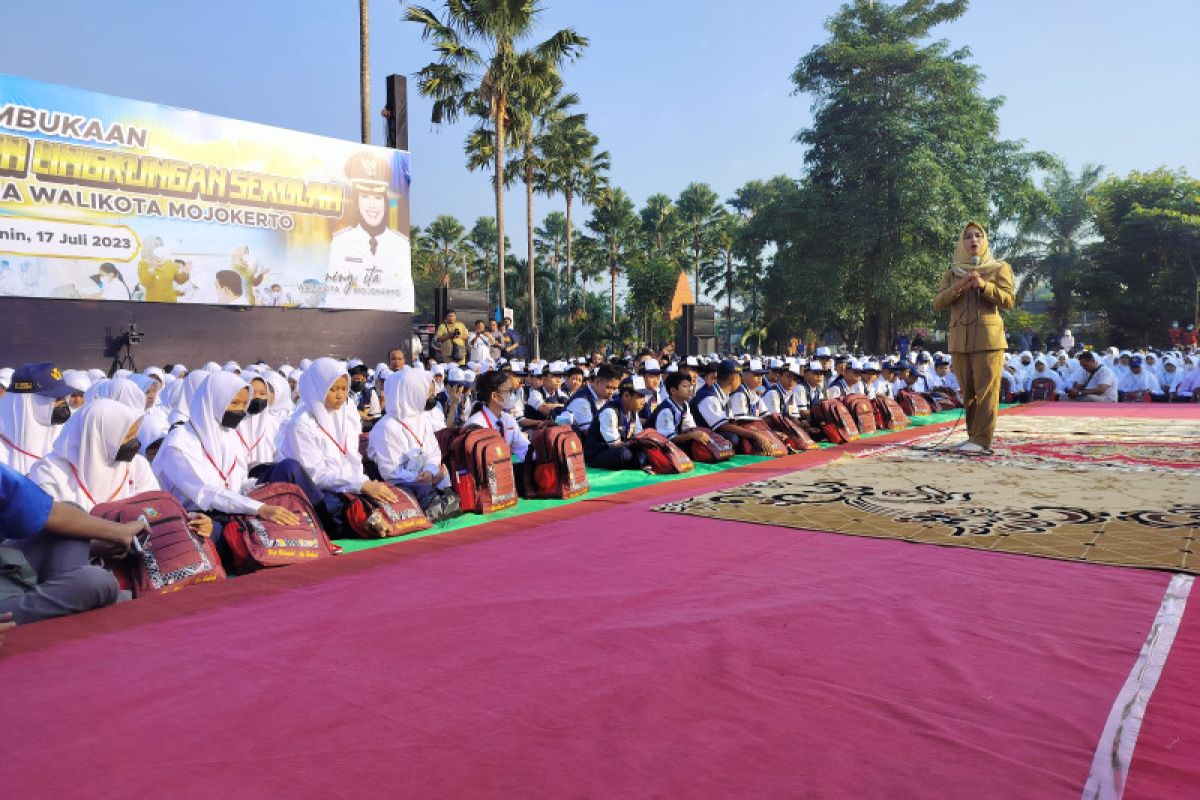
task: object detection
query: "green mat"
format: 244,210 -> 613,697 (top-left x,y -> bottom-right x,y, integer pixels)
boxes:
334,406 -> 983,553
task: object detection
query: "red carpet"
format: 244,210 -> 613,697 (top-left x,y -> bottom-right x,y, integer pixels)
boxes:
1,406 -> 1194,798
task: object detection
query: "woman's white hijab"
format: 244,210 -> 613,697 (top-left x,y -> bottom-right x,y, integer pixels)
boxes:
290,358 -> 353,443
86,377 -> 146,411
0,388 -> 59,471
31,398 -> 142,509
168,371 -> 212,426
264,371 -> 293,421
160,371 -> 249,479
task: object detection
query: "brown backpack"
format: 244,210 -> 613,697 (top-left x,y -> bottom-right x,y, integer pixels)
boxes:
839,394 -> 877,435
870,396 -> 910,430
761,413 -> 819,452
896,388 -> 933,417
224,483 -> 337,567
731,417 -> 789,457
524,425 -> 590,498
811,399 -> 861,444
687,427 -> 735,463
449,426 -> 518,513
631,429 -> 695,474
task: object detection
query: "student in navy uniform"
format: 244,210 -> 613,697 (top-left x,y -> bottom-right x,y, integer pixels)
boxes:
795,361 -> 829,421
349,364 -> 382,430
690,360 -> 774,451
729,359 -> 767,417
564,364 -> 619,434
0,462 -> 148,624
898,363 -> 933,393
761,361 -> 802,416
638,359 -> 664,422
827,359 -> 866,398
466,371 -> 531,461
585,379 -> 651,470
651,371 -> 713,448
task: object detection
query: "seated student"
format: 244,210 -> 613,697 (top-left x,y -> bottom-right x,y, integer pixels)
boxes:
1160,358 -> 1185,400
827,360 -> 866,399
1117,355 -> 1164,400
585,379 -> 651,470
527,363 -> 568,423
857,361 -> 883,398
277,359 -> 402,533
563,366 -> 585,398
876,361 -> 899,398
895,363 -> 933,395
638,359 -> 664,420
235,374 -> 282,472
928,356 -> 960,393
794,360 -> 829,421
0,363 -> 74,475
651,371 -> 714,449
761,362 -> 801,416
61,370 -> 90,410
503,363 -> 539,430
154,372 -> 320,557
729,359 -> 767,417
564,364 -> 619,433
349,364 -> 383,430
690,360 -> 775,451
1023,356 -> 1066,398
1065,351 -> 1119,402
368,368 -> 458,517
465,370 -> 530,463
1,461 -> 147,624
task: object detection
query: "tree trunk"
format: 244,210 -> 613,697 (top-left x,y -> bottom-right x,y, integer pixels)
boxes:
609,240 -> 618,324
358,0 -> 370,145
564,186 -> 574,311
693,232 -> 701,303
725,246 -> 733,353
525,138 -> 538,361
494,107 -> 507,317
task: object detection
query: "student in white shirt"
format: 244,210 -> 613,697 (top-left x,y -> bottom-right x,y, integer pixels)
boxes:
466,371 -> 530,462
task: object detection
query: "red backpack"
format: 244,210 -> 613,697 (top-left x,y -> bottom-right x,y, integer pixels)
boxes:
928,387 -> 963,409
341,486 -> 432,539
731,417 -> 789,457
687,427 -> 735,463
631,429 -> 695,474
1120,389 -> 1153,403
1029,377 -> 1058,402
92,490 -> 225,597
999,375 -> 1015,404
811,399 -> 860,444
897,388 -> 933,417
870,396 -> 909,430
761,413 -> 819,452
524,425 -> 591,498
449,426 -> 519,513
839,394 -> 877,435
222,483 -> 337,569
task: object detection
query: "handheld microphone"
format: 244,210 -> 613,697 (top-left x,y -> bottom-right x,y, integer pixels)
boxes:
970,256 -> 980,267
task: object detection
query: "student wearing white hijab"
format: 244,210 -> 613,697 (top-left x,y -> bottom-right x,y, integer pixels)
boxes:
279,358 -> 399,533
153,372 -> 304,559
167,371 -> 210,427
1024,356 -> 1065,398
60,370 -> 91,410
29,399 -> 160,511
237,374 -> 279,470
0,367 -> 13,394
85,377 -> 146,411
0,363 -> 74,474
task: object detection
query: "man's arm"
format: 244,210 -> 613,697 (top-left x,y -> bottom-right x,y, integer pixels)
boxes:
44,502 -> 143,547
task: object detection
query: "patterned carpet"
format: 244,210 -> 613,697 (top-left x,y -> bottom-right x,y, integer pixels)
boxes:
654,414 -> 1200,573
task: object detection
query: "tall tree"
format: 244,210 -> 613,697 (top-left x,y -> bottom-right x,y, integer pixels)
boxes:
359,0 -> 370,144
676,183 -> 721,301
421,215 -> 468,288
586,188 -> 639,324
535,211 -> 570,308
1008,162 -> 1104,332
699,209 -> 742,352
790,0 -> 1042,352
536,115 -> 610,306
406,1 -> 587,314
639,193 -> 680,256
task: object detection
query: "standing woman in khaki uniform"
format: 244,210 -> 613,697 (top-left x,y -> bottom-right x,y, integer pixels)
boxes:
932,222 -> 1015,453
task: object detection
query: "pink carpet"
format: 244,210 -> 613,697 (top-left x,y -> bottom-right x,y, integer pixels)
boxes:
0,480 -> 1172,798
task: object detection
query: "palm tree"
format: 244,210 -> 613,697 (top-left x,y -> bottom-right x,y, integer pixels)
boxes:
586,188 -> 638,324
535,211 -> 570,308
676,182 -> 721,301
406,2 -> 587,315
1009,162 -> 1104,331
422,215 -> 467,288
639,193 -> 679,256
536,115 -> 609,307
700,209 -> 741,352
359,0 -> 370,144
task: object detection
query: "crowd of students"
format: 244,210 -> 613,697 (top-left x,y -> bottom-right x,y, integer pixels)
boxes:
1,338 -> 1197,635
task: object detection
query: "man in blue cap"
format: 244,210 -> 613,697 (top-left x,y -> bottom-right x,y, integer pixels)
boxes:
690,359 -> 774,451
1117,355 -> 1163,400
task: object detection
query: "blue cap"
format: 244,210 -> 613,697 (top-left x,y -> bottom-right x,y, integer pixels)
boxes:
934,356 -> 951,367
1129,356 -> 1143,368
717,359 -> 741,378
9,363 -> 74,398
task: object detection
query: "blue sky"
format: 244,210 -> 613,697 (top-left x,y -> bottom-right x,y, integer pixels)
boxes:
2,0 -> 1197,232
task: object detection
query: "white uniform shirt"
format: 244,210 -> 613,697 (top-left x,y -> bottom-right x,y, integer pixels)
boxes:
564,386 -> 603,432
466,406 -> 529,460
654,398 -> 696,439
1070,365 -> 1119,402
325,226 -> 414,312
596,404 -> 643,445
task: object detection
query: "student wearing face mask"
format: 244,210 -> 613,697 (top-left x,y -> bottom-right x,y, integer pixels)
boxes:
279,358 -> 401,534
154,372 -> 312,559
349,364 -> 382,429
236,375 -> 279,470
466,371 -> 530,462
0,364 -> 75,475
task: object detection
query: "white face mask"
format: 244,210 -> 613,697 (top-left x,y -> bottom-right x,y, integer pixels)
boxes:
503,390 -> 520,411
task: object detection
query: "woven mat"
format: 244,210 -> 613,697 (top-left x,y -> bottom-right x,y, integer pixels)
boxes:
655,416 -> 1200,573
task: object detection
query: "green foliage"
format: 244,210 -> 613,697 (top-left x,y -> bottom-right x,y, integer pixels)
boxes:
626,255 -> 680,347
1088,168 -> 1200,342
784,0 -> 1043,352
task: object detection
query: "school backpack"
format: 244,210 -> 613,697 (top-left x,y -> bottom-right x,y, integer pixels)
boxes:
524,424 -> 591,498
896,388 -> 933,418
1119,389 -> 1153,403
1029,377 -> 1058,402
870,396 -> 910,431
761,413 -> 819,452
731,417 -> 789,457
222,483 -> 337,569
631,429 -> 695,474
687,427 -> 735,463
999,374 -> 1015,404
340,485 -> 432,539
811,399 -> 861,445
448,425 -> 519,514
838,394 -> 877,435
928,386 -> 963,409
92,490 -> 225,597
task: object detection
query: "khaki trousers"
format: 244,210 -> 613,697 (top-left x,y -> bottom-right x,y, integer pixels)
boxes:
950,349 -> 1005,448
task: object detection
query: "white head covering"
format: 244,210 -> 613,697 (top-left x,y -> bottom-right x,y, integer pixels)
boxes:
237,373 -> 276,466
0,389 -> 59,473
31,398 -> 143,509
293,358 -> 351,440
264,371 -> 294,420
0,368 -> 13,389
160,371 -> 249,483
61,369 -> 91,394
279,358 -> 365,486
170,364 -> 188,378
87,377 -> 147,411
168,371 -> 212,426
86,368 -> 106,382
368,368 -> 440,480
